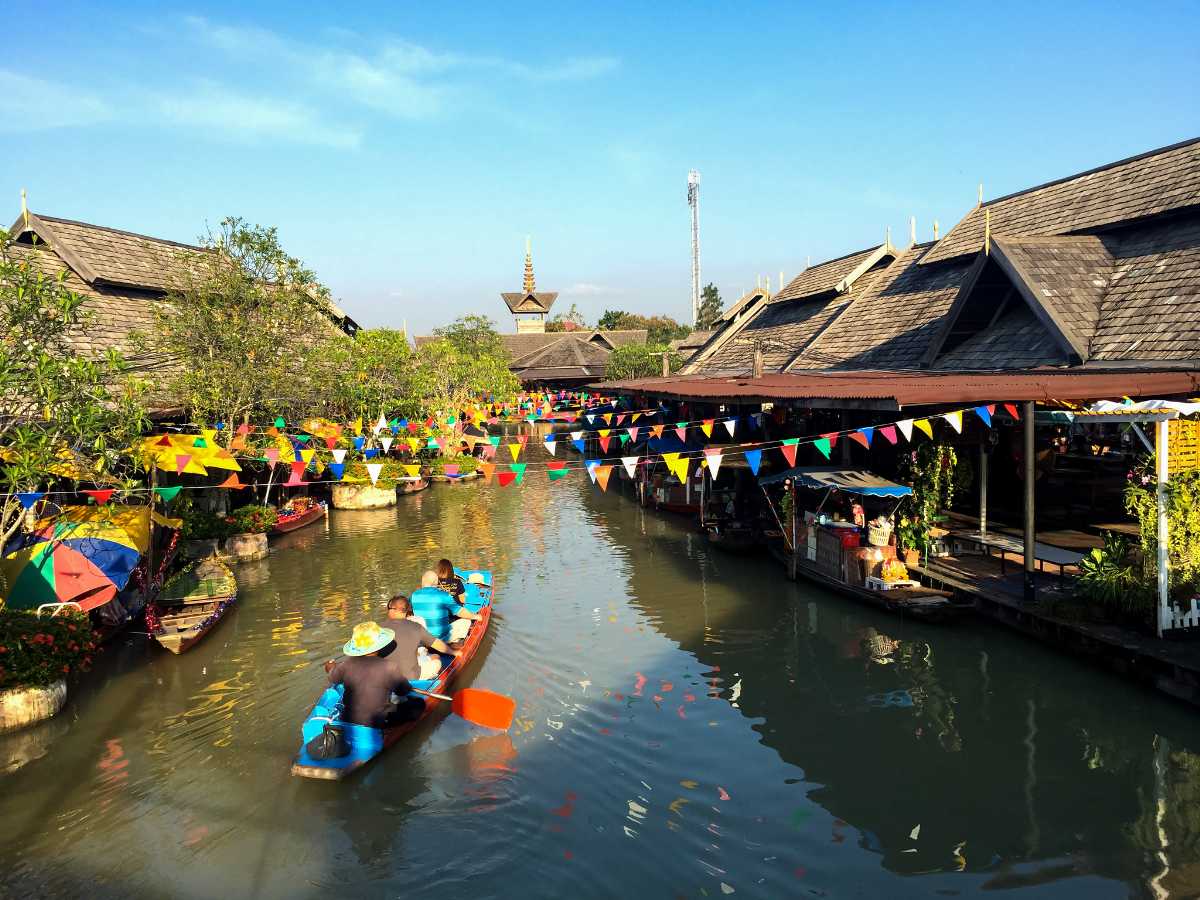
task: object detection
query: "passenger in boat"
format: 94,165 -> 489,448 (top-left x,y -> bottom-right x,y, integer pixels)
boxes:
412,570 -> 480,644
435,558 -> 468,603
322,622 -> 423,728
379,593 -> 459,680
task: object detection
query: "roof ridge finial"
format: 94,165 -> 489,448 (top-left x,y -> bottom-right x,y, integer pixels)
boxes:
523,235 -> 535,294
20,188 -> 28,229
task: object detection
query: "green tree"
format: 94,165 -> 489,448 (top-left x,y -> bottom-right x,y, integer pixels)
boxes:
434,314 -> 505,357
595,310 -> 691,344
604,343 -> 682,381
546,303 -> 587,332
324,328 -> 416,421
147,217 -> 348,433
697,283 -> 723,330
410,338 -> 519,430
0,228 -> 149,551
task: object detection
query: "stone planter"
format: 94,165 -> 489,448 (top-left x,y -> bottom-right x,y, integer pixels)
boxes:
183,537 -> 221,560
331,483 -> 397,510
0,680 -> 67,733
224,531 -> 269,562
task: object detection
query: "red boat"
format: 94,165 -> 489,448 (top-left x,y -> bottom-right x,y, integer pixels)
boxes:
272,498 -> 328,535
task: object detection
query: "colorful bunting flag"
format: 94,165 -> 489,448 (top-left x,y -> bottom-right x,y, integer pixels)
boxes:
548,467 -> 570,482
780,438 -> 799,467
353,436 -> 366,451
585,460 -> 600,484
621,456 -> 639,478
403,465 -> 421,478
674,424 -> 688,443
701,419 -> 714,438
508,443 -> 522,461
218,473 -> 247,489
1004,403 -> 1020,420
274,416 -> 286,429
331,448 -> 347,464
509,463 -> 527,484
14,491 -> 44,510
496,472 -> 516,487
381,437 -> 394,453
443,465 -> 460,477
973,406 -> 992,427
365,463 -> 383,486
594,465 -> 613,492
480,463 -> 496,483
154,485 -> 182,503
814,438 -> 831,459
897,419 -> 914,442
364,448 -> 379,460
851,428 -> 873,448
879,424 -> 898,444
744,449 -> 762,476
236,423 -> 251,436
544,437 -> 557,456
650,424 -> 665,439
328,463 -> 345,480
704,448 -> 723,480
627,426 -> 639,443
175,454 -> 192,473
722,418 -> 737,438
573,438 -> 586,454
942,411 -> 963,433
82,489 -> 114,504
913,419 -> 934,439
599,436 -> 611,453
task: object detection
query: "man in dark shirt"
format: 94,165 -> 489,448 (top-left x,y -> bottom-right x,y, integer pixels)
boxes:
378,594 -> 459,680
323,622 -> 424,728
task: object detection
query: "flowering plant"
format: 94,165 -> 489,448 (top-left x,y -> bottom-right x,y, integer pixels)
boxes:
226,504 -> 278,534
0,609 -> 97,689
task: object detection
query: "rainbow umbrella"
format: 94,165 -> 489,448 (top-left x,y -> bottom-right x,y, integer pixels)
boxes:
1,506 -> 178,612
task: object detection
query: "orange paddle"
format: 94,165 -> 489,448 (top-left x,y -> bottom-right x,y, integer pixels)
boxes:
414,687 -> 516,731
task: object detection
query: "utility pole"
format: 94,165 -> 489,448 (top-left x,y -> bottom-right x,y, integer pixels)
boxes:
688,170 -> 701,327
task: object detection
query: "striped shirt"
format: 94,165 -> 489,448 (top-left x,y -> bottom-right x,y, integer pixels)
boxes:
410,587 -> 457,641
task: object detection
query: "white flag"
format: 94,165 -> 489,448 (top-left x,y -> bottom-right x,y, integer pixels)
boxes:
586,415 -> 596,425
586,460 -> 599,483
366,462 -> 383,486
331,448 -> 347,464
621,456 -> 638,478
705,450 -> 723,480
373,414 -> 387,435
722,418 -> 737,438
380,437 -> 393,454
544,438 -> 557,457
897,419 -> 914,442
570,430 -> 583,441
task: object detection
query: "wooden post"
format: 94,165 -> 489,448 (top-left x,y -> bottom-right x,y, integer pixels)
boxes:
1023,400 -> 1036,603
979,442 -> 989,537
145,466 -> 157,607
661,352 -> 670,378
790,478 -> 798,580
1156,419 -> 1170,638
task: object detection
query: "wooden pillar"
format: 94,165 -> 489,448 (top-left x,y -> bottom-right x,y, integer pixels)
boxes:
1156,419 -> 1170,638
979,443 -> 989,537
790,478 -> 798,580
1023,400 -> 1036,603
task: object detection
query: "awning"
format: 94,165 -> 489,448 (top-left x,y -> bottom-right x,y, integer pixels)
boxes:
758,467 -> 912,497
595,369 -> 1200,409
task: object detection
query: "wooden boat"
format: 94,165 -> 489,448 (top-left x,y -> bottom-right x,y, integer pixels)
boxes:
760,467 -> 971,624
271,498 -> 327,534
291,570 -> 495,780
428,470 -> 481,484
705,524 -> 760,554
398,477 -> 429,494
146,559 -> 238,654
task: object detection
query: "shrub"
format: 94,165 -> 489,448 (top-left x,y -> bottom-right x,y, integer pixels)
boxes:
427,455 -> 479,475
0,610 -> 97,689
227,504 -> 278,534
181,507 -> 235,541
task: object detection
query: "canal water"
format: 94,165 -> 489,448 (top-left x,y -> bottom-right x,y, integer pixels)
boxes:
3,475 -> 1200,898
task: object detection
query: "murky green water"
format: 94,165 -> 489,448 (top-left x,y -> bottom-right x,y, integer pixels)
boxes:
3,476 -> 1200,898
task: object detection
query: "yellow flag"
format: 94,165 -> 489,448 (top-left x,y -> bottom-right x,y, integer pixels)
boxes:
914,419 -> 933,439
508,443 -> 522,461
403,465 -> 421,478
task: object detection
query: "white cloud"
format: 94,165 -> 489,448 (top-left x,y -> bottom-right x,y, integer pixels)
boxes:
564,282 -> 624,297
0,71 -> 113,132
155,83 -> 360,148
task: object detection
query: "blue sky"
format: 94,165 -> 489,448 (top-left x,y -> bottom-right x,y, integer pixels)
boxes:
2,1 -> 1198,334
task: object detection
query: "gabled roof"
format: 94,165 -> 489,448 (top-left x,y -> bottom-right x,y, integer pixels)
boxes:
501,291 -> 558,313
922,137 -> 1200,265
772,243 -> 895,303
718,289 -> 768,324
12,212 -> 207,292
510,335 -> 611,370
668,329 -> 715,355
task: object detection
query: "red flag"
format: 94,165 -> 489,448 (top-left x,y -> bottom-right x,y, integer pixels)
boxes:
1004,403 -> 1020,420
599,436 -> 611,453
780,442 -> 798,466
517,434 -> 529,447
290,460 -> 305,480
156,435 -> 172,447
496,472 -> 516,487
547,460 -> 567,470
82,489 -> 114,504
325,436 -> 337,449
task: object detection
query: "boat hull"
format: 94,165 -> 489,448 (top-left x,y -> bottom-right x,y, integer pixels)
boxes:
291,571 -> 495,781
149,560 -> 238,654
271,502 -> 327,535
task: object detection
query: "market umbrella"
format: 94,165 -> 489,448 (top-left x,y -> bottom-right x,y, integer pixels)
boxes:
0,506 -> 178,612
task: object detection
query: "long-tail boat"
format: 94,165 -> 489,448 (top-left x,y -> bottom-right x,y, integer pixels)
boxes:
271,497 -> 327,535
146,559 -> 238,654
291,570 -> 495,780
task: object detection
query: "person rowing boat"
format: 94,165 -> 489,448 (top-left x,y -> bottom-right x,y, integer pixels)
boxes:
322,622 -> 424,728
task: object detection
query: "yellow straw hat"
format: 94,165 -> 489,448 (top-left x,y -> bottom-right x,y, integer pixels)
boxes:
343,621 -> 395,657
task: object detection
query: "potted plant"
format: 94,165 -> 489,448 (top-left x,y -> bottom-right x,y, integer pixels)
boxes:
331,460 -> 406,509
896,515 -> 929,568
0,610 -> 96,732
180,502 -> 234,559
223,504 -> 278,561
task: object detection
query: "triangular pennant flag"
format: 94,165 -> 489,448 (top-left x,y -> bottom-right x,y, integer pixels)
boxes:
509,463 -> 527,484
517,434 -> 529,447
942,411 -> 963,433
295,434 -> 311,444
290,460 -> 306,480
266,427 -> 280,438
328,463 -> 345,480
82,489 -> 114,505
381,437 -> 394,453
599,436 -> 611,453
480,463 -> 495,483
548,467 -> 570,481
744,449 -> 762,476
496,472 -> 516,487
324,436 -> 338,450
353,436 -> 366,451
973,406 -> 992,427
586,415 -> 596,425
897,419 -> 914,442
1004,403 -> 1020,420
704,449 -> 723,480
621,456 -> 639,478
443,464 -> 460,477
598,428 -> 610,439
365,463 -> 383,486
14,491 -> 44,510
701,419 -> 714,438
618,433 -> 630,446
849,430 -> 870,449
229,434 -> 247,451
585,460 -> 600,484
274,416 -> 286,429
631,412 -> 642,423
814,438 -> 831,459
859,427 -> 875,446
218,473 -> 246,489
332,448 -> 347,464
627,426 -> 639,443
508,443 -> 522,461
650,424 -> 665,439
175,454 -> 192,473
406,437 -> 419,453
573,439 -> 586,454
675,424 -> 688,443
602,414 -> 613,425
488,435 -> 501,447
403,465 -> 421,478
544,437 -> 557,456
236,423 -> 251,436
156,434 -> 172,447
722,418 -> 737,438
299,448 -> 315,465
595,465 -> 613,492
913,419 -> 934,439
879,424 -> 898,444
780,438 -> 799,467
154,485 -> 182,503
364,448 -> 379,460
374,414 -> 387,435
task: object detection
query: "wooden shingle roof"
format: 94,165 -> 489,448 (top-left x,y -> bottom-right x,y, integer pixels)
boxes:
922,137 -> 1200,266
501,291 -> 558,313
772,243 -> 895,303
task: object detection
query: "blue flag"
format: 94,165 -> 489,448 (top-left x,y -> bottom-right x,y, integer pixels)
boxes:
15,491 -> 44,510
572,438 -> 586,453
974,405 -> 992,427
364,448 -> 379,459
744,449 -> 762,476
328,463 -> 345,480
353,436 -> 366,451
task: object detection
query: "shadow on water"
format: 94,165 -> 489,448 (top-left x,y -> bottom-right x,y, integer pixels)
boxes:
3,474 -> 1200,897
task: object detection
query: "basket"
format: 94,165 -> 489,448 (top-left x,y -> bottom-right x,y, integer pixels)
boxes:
867,519 -> 893,547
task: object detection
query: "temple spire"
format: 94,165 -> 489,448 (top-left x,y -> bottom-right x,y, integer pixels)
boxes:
523,235 -> 536,294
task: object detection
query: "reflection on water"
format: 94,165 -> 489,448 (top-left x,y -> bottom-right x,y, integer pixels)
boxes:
2,475 -> 1200,897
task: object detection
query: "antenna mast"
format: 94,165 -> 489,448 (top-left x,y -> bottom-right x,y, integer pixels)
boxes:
687,169 -> 701,327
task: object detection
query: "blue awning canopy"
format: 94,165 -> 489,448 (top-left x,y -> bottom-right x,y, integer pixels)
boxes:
758,466 -> 912,497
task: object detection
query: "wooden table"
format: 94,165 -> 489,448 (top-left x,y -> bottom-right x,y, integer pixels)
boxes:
952,530 -> 1085,584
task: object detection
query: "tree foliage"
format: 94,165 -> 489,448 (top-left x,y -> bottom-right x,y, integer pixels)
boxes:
604,343 -> 682,381
696,283 -> 724,330
0,229 -> 149,549
545,303 -> 587,332
148,217 -> 349,432
597,310 -> 691,344
323,328 -> 415,420
434,314 -> 506,357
